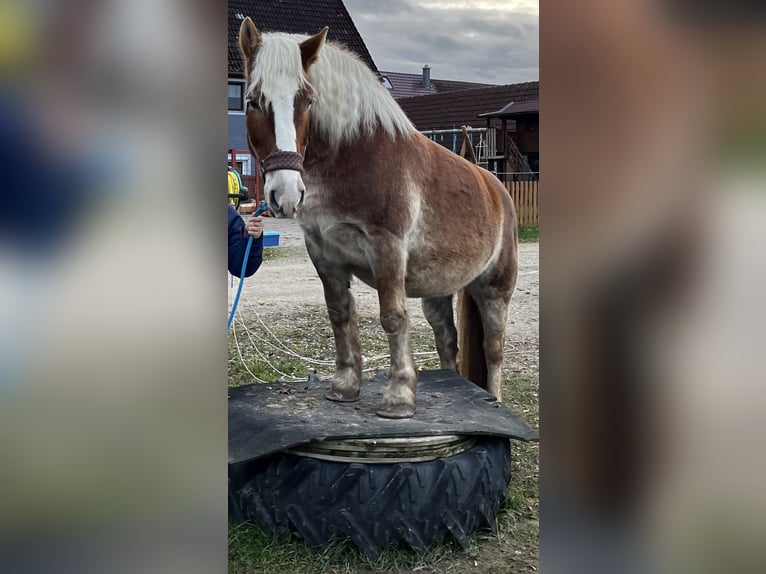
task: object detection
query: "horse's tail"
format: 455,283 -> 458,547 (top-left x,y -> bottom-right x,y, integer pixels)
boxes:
456,290 -> 488,389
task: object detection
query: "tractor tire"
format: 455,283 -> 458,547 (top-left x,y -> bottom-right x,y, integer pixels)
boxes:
228,436 -> 511,560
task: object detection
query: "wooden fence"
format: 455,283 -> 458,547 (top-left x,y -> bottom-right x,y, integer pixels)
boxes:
506,180 -> 539,227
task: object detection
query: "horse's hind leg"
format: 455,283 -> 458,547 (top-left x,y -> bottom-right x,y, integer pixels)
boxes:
422,295 -> 457,371
469,289 -> 512,401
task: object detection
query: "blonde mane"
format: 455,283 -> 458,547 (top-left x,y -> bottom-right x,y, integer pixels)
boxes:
247,33 -> 415,147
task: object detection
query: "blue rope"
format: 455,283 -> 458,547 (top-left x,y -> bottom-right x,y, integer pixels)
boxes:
228,236 -> 253,330
228,202 -> 268,330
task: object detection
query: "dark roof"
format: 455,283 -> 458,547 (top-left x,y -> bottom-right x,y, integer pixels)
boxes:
398,82 -> 539,131
228,0 -> 378,76
479,99 -> 539,118
380,70 -> 496,100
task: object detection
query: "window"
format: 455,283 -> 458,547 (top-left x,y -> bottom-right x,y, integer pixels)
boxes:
381,76 -> 393,90
228,82 -> 244,111
227,153 -> 252,176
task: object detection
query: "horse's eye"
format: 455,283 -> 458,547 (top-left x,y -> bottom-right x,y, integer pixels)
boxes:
306,97 -> 315,110
248,98 -> 260,112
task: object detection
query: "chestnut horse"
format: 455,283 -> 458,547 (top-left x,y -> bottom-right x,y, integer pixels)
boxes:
239,19 -> 517,418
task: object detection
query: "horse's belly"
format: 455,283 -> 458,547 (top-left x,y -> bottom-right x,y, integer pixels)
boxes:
346,266 -> 471,298
300,213 -> 494,298
302,217 -> 375,274
403,257 -> 486,298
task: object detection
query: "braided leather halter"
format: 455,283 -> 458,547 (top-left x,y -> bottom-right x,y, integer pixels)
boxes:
261,150 -> 304,174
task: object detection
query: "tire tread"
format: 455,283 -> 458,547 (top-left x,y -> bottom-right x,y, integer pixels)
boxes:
229,437 -> 511,560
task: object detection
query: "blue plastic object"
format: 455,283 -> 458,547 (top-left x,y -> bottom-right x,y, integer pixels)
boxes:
263,231 -> 280,247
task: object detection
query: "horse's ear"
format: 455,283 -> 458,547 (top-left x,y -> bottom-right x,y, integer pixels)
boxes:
239,17 -> 262,61
300,27 -> 329,71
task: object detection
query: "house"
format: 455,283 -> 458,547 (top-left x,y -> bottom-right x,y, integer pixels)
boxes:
227,0 -> 379,173
227,1 -> 537,182
397,81 -> 539,179
380,67 -> 496,100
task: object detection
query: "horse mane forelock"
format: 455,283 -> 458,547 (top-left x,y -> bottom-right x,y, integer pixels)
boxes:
246,34 -> 308,106
248,33 -> 415,147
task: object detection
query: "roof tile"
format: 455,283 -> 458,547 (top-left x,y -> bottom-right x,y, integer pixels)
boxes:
229,0 -> 377,75
398,82 -> 539,131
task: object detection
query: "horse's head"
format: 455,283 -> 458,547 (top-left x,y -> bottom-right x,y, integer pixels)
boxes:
239,18 -> 327,218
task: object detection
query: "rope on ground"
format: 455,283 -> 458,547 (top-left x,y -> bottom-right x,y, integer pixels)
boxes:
236,315 -> 312,382
240,291 -> 438,366
230,288 -> 445,383
242,293 -> 336,366
231,317 -> 273,385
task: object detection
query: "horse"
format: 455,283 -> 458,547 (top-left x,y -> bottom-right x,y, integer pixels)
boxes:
239,18 -> 518,419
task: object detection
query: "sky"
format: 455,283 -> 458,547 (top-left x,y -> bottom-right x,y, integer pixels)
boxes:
343,0 -> 539,85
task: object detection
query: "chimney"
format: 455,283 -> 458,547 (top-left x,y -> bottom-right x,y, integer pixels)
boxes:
422,65 -> 431,89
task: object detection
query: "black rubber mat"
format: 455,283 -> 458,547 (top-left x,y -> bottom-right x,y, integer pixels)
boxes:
229,369 -> 537,465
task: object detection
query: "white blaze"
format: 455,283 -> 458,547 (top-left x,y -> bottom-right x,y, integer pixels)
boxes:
271,94 -> 297,152
264,93 -> 305,217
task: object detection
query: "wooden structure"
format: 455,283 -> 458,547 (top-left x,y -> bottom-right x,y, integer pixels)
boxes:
398,82 -> 539,182
479,99 -> 539,178
506,180 -> 538,227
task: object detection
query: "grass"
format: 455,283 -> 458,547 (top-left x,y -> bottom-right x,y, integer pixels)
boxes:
262,246 -> 303,261
517,226 -> 539,243
228,314 -> 539,573
229,521 -> 471,574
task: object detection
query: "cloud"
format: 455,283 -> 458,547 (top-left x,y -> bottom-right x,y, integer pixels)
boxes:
344,0 -> 539,84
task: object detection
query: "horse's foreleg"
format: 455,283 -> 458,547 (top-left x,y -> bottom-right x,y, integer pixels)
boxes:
422,295 -> 458,371
375,245 -> 417,419
306,239 -> 362,402
322,272 -> 363,402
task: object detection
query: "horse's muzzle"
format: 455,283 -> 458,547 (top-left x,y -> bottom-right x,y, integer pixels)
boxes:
261,151 -> 306,218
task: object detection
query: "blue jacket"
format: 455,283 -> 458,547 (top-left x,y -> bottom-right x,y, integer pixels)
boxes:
228,205 -> 263,277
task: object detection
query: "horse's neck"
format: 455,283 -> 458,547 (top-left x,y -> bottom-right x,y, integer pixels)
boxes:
304,129 -> 335,168
305,123 -> 408,176
304,128 -> 362,173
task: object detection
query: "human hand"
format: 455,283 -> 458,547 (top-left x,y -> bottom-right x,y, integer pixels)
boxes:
246,216 -> 263,239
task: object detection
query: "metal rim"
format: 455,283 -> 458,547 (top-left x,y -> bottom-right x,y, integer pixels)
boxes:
285,434 -> 477,464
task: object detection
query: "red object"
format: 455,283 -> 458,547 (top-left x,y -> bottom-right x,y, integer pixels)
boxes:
255,160 -> 261,205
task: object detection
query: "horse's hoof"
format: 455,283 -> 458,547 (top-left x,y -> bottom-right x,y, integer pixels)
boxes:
376,404 -> 416,419
325,388 -> 360,402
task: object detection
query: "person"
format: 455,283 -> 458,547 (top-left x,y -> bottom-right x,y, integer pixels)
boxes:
228,204 -> 264,277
